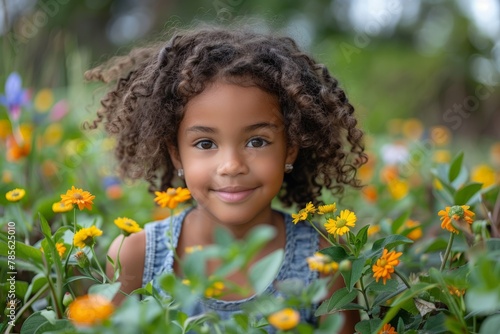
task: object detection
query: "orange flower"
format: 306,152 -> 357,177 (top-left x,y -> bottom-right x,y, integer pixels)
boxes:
60,186 -> 95,211
362,185 -> 378,203
372,249 -> 402,285
399,219 -> 422,241
379,323 -> 397,334
438,205 -> 475,234
67,294 -> 114,326
268,308 -> 300,331
6,134 -> 31,161
448,286 -> 466,297
154,187 -> 191,209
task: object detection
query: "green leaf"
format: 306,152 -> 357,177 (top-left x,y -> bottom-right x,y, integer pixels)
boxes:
0,234 -> 44,271
315,287 -> 358,315
20,312 -> 47,334
24,274 -> 48,303
454,182 -> 483,205
244,225 -> 276,261
320,246 -> 348,262
390,210 -> 411,235
355,225 -> 369,251
214,226 -> 234,246
448,152 -> 464,183
88,282 -> 121,300
354,319 -> 382,334
366,276 -> 399,293
34,319 -> 72,334
367,234 -> 413,258
248,249 -> 283,294
340,257 -> 365,291
479,314 -> 500,334
38,213 -> 52,238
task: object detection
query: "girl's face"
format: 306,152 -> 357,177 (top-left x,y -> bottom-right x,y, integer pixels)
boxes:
170,80 -> 297,227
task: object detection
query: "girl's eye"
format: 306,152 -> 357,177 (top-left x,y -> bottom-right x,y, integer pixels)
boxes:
195,140 -> 216,150
247,138 -> 269,148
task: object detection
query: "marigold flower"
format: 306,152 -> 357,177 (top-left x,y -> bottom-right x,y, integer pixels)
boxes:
5,188 -> 25,202
438,205 -> 475,234
154,187 -> 191,209
6,134 -> 31,161
372,249 -> 402,285
67,294 -> 114,326
324,209 -> 356,236
52,201 -> 73,213
56,242 -> 66,258
317,203 -> 336,215
291,210 -> 308,224
268,308 -> 300,331
204,281 -> 225,298
362,185 -> 378,203
379,323 -> 397,334
60,186 -> 95,211
114,217 -> 142,236
306,252 -> 339,275
448,286 -> 466,297
399,219 -> 422,241
73,226 -> 103,249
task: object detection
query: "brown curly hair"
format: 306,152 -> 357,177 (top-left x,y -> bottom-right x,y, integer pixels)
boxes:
84,24 -> 367,208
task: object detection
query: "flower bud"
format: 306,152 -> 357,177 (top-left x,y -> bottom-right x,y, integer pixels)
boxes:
339,259 -> 352,272
63,292 -> 74,307
75,251 -> 90,269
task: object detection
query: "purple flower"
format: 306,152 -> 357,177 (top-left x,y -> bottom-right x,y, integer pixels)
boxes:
0,72 -> 30,121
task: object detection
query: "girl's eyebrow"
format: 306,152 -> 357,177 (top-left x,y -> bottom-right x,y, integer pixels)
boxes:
185,122 -> 280,134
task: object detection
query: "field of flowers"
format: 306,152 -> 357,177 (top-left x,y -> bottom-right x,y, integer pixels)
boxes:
1,71 -> 500,334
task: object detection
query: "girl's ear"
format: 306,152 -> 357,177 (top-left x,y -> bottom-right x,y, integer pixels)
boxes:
285,145 -> 299,165
167,145 -> 182,170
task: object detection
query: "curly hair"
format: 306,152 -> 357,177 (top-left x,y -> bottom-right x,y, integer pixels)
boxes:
84,24 -> 367,208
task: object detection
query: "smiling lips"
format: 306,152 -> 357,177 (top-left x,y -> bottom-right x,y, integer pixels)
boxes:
213,187 -> 255,203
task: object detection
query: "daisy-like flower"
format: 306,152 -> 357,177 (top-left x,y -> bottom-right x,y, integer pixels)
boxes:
73,226 -> 103,249
379,323 -> 397,334
306,252 -> 339,275
5,188 -> 25,202
291,210 -> 308,224
67,294 -> 114,326
438,205 -> 475,234
204,281 -> 225,298
268,308 -> 300,331
324,209 -> 357,236
56,242 -> 67,258
317,203 -> 337,215
114,217 -> 142,236
303,202 -> 316,214
372,249 -> 402,285
52,201 -> 73,213
60,186 -> 95,211
448,286 -> 466,297
154,187 -> 191,209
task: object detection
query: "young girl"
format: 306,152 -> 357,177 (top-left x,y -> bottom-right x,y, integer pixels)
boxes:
87,24 -> 366,333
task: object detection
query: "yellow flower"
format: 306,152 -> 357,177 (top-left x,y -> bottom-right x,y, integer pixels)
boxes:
430,125 -> 451,146
42,123 -> 63,146
324,209 -> 356,236
438,205 -> 475,234
60,186 -> 95,211
73,226 -> 103,249
5,188 -> 25,202
154,187 -> 191,209
448,286 -> 465,297
114,217 -> 142,236
52,201 -> 73,213
387,178 -> 409,200
471,164 -> 496,188
402,118 -> 423,140
204,281 -> 225,298
268,308 -> 300,331
368,225 -> 381,237
56,243 -> 66,258
400,219 -> 422,241
303,202 -> 316,214
185,245 -> 203,254
34,89 -> 54,112
67,294 -> 114,326
317,203 -> 336,215
433,150 -> 451,164
379,323 -> 397,334
433,178 -> 443,190
372,249 -> 402,285
306,252 -> 339,275
291,210 -> 308,224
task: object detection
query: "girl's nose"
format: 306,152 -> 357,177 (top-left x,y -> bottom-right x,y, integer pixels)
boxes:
216,149 -> 249,176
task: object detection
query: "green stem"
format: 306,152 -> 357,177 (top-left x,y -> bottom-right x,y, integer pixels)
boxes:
358,276 -> 371,316
169,209 -> 180,263
394,268 -> 411,289
113,236 -> 126,282
4,283 -> 50,334
440,233 -> 455,271
307,220 -> 334,247
91,246 -> 108,284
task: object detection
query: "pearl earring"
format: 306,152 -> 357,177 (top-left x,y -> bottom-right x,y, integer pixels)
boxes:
177,169 -> 184,178
284,164 -> 293,173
